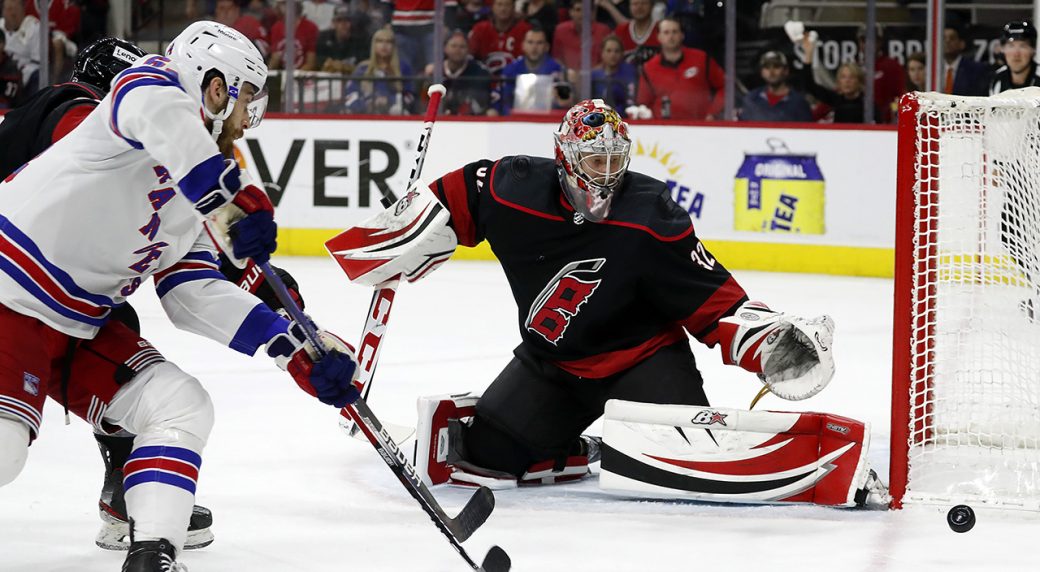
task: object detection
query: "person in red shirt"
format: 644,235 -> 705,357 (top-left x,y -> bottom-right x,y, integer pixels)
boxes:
269,0 -> 319,70
216,0 -> 269,56
637,17 -> 724,120
857,25 -> 905,123
468,0 -> 530,75
614,0 -> 658,65
552,1 -> 611,70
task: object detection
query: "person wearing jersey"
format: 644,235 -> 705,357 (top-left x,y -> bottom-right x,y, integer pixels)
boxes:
0,22 -> 360,571
990,20 -> 1040,94
424,99 -> 834,484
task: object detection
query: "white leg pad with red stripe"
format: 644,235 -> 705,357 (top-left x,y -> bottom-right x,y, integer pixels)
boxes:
104,362 -> 213,552
414,392 -> 480,486
599,399 -> 875,507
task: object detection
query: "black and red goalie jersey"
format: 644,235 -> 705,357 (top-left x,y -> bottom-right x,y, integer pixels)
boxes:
430,155 -> 749,379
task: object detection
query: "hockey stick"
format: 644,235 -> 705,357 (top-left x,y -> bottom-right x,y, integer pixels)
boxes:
341,83 -> 446,444
257,260 -> 508,569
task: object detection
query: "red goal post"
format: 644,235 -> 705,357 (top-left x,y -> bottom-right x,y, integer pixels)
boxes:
891,90 -> 1040,511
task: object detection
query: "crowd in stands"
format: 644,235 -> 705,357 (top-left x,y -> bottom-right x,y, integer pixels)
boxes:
2,0 -> 1037,122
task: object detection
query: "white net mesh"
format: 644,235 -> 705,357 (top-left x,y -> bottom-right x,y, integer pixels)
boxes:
905,91 -> 1040,510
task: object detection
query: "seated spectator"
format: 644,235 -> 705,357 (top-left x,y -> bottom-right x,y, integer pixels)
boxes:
215,0 -> 268,55
499,26 -> 568,114
739,51 -> 811,123
455,0 -> 490,34
25,0 -> 80,81
552,1 -> 610,70
269,0 -> 320,70
427,29 -> 493,115
614,0 -> 658,65
906,50 -> 925,92
303,0 -> 338,31
589,35 -> 635,113
344,25 -> 415,114
518,0 -> 557,43
636,17 -> 724,120
468,0 -> 530,75
318,6 -> 369,73
0,31 -> 23,108
1,0 -> 40,92
942,24 -> 990,96
802,34 -> 878,123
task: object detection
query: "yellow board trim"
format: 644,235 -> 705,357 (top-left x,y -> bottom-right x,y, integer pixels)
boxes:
277,228 -> 895,278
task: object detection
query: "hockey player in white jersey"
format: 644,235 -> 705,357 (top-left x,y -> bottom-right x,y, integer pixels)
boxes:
0,21 -> 360,571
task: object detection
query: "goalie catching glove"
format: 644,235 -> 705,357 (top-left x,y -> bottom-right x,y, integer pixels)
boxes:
718,301 -> 835,400
265,317 -> 360,407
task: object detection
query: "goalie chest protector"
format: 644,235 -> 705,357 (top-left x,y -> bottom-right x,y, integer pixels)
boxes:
432,155 -> 748,378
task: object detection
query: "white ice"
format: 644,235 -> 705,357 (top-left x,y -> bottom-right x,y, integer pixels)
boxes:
1,259 -> 1037,571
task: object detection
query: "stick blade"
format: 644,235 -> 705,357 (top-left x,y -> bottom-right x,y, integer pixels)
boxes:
448,486 -> 496,542
478,546 -> 511,572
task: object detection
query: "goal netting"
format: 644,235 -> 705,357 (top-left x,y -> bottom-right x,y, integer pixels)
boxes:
891,90 -> 1040,510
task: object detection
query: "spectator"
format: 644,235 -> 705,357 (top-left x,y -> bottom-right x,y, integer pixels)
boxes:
25,0 -> 80,81
636,17 -> 724,120
388,0 -> 457,75
344,25 -> 415,114
499,27 -> 568,114
518,0 -> 557,43
269,0 -> 320,70
215,0 -> 268,55
0,31 -> 22,108
905,51 -> 925,92
941,24 -> 989,96
588,35 -> 635,113
303,0 -> 338,31
593,0 -> 628,28
552,1 -> 611,70
468,0 -> 530,75
614,0 -> 658,65
318,6 -> 369,73
427,29 -> 493,115
739,51 -> 811,123
802,33 -> 878,123
1,0 -> 40,91
856,25 -> 905,122
991,20 -> 1040,94
248,0 -> 281,31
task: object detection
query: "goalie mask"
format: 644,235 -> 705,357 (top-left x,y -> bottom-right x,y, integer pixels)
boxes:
166,21 -> 269,139
554,100 -> 631,223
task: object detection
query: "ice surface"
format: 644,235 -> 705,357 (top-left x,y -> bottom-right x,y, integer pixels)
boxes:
2,260 -> 1036,571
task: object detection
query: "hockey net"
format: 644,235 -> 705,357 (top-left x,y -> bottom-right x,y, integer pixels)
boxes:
891,90 -> 1040,510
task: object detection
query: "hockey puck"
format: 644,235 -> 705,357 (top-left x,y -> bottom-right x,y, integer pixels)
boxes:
947,505 -> 976,533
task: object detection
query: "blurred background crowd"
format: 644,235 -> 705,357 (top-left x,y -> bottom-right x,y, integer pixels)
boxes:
2,0 -> 1038,122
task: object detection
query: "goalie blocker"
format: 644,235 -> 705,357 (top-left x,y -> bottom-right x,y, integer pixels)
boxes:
600,400 -> 887,506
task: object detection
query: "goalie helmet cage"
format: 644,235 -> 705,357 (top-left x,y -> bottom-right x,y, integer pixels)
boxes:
891,90 -> 1040,511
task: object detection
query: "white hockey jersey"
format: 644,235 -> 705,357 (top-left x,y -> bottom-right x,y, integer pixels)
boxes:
0,54 -> 285,354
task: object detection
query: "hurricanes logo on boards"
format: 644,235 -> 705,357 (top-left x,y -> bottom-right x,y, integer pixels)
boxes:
525,259 -> 605,345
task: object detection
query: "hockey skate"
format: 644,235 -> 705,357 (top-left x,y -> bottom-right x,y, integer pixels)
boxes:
580,435 -> 602,464
122,538 -> 187,572
96,434 -> 214,550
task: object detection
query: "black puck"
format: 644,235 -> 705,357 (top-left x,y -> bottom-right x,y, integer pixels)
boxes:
947,504 -> 976,533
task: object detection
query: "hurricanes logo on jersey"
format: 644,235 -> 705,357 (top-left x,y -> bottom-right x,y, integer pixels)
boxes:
525,259 -> 605,345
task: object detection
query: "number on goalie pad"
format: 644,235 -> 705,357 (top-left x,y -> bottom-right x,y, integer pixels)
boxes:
599,399 -> 874,506
325,181 -> 458,286
413,393 -> 591,489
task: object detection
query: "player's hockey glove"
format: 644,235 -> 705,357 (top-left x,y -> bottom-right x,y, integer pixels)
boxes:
226,185 -> 277,265
265,318 -> 360,407
717,301 -> 835,400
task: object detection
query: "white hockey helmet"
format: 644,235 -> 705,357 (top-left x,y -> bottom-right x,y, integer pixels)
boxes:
553,99 -> 631,223
166,21 -> 269,136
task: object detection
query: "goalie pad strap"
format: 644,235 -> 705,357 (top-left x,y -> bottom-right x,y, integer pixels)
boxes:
600,400 -> 871,507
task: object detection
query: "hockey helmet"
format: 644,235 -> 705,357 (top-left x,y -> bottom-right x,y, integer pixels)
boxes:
554,99 -> 631,223
166,21 -> 269,136
72,37 -> 147,95
1002,20 -> 1037,48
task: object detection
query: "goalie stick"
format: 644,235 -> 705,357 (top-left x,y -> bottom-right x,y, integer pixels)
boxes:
340,83 -> 446,444
255,262 -> 509,569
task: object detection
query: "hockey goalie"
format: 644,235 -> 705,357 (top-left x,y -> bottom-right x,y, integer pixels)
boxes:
332,99 -> 887,508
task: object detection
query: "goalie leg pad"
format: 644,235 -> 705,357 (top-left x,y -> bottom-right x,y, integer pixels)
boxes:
599,399 -> 875,507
